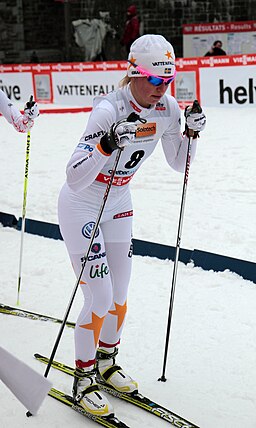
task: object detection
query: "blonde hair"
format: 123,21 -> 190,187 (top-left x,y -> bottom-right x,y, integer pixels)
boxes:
119,75 -> 131,88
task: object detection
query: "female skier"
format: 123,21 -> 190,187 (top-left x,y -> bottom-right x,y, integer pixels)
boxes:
58,34 -> 206,418
0,89 -> 39,132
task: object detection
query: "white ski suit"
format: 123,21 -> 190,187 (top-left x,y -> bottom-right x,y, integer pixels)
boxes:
58,83 -> 197,366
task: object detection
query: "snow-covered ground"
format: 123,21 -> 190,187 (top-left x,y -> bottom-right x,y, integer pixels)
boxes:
0,106 -> 255,428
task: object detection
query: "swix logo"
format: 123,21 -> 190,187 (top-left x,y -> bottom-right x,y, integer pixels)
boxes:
185,154 -> 191,184
219,78 -> 256,104
89,263 -> 109,279
136,123 -> 156,137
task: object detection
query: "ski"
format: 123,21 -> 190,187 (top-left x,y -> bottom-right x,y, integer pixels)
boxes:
35,353 -> 199,428
49,387 -> 130,427
0,303 -> 75,328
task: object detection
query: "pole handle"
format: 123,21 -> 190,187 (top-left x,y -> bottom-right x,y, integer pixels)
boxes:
188,99 -> 202,138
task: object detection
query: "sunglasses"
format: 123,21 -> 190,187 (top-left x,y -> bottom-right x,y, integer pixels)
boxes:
128,60 -> 176,86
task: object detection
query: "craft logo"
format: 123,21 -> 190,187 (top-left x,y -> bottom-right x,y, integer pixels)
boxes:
82,222 -> 100,239
136,122 -> 156,137
82,130 -> 105,142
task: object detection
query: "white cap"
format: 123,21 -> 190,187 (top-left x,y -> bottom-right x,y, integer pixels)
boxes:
127,34 -> 176,78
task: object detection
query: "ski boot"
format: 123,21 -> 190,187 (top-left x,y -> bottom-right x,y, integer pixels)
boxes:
96,347 -> 138,394
72,366 -> 114,416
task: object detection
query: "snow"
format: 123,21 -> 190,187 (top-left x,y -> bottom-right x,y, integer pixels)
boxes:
0,106 -> 256,428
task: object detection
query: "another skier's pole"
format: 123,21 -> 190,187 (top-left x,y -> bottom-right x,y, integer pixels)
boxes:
158,100 -> 202,382
17,130 -> 31,306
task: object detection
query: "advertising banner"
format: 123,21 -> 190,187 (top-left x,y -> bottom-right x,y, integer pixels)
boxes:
0,72 -> 33,103
200,65 -> 256,107
0,56 -> 255,110
51,70 -> 123,105
34,74 -> 52,103
183,20 -> 256,58
174,71 -> 197,106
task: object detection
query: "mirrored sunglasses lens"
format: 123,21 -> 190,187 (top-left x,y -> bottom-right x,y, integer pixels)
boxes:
147,76 -> 164,86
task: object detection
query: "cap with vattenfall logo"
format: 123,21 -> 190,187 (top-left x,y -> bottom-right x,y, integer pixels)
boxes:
127,34 -> 176,78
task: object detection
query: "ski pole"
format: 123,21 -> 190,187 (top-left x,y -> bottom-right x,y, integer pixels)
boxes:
44,112 -> 141,379
17,130 -> 31,306
158,100 -> 202,382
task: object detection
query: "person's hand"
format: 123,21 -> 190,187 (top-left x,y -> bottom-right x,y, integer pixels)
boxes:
184,101 -> 206,137
24,96 -> 39,120
99,113 -> 142,154
113,121 -> 137,148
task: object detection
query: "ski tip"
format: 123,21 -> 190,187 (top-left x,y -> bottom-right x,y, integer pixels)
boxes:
26,411 -> 33,417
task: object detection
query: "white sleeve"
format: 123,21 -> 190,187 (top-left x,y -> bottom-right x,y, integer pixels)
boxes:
0,89 -> 34,133
161,98 -> 197,172
66,100 -> 117,192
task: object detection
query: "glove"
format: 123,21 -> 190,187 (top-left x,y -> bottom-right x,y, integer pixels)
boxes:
24,96 -> 39,120
113,121 -> 137,147
100,113 -> 141,155
184,100 -> 206,138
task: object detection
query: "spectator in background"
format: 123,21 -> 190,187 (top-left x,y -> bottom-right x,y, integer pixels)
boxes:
30,50 -> 39,63
204,40 -> 226,56
120,4 -> 140,55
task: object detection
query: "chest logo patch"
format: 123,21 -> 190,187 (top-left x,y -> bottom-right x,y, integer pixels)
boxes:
136,122 -> 156,138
